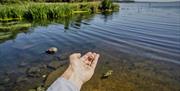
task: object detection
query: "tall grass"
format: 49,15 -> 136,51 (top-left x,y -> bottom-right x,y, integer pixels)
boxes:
99,0 -> 119,11
0,5 -> 25,20
0,2 -> 119,21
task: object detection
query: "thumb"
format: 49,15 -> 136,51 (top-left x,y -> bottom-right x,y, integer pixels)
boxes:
70,53 -> 81,61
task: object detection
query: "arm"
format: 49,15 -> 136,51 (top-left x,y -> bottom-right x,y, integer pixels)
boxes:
47,77 -> 79,91
47,52 -> 100,91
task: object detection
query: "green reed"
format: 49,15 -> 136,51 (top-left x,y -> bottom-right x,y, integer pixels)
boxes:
0,2 -> 119,21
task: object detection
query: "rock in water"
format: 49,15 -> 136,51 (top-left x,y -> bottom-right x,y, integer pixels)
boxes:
46,47 -> 58,54
0,76 -> 10,85
47,61 -> 61,70
101,70 -> 113,79
0,86 -> 5,91
42,75 -> 46,78
28,89 -> 36,91
26,67 -> 41,77
37,86 -> 45,91
16,76 -> 29,83
18,62 -> 27,67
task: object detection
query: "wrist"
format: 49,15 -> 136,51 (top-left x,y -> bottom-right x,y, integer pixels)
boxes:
68,73 -> 83,90
61,66 -> 83,90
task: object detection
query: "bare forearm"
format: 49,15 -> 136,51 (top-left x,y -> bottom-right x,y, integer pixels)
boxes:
61,66 -> 83,90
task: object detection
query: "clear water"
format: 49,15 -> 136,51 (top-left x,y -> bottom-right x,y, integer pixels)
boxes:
0,2 -> 180,91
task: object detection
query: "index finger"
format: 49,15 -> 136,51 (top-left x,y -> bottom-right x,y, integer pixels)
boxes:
91,54 -> 100,69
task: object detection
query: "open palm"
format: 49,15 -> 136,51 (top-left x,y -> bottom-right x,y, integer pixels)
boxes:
62,52 -> 100,89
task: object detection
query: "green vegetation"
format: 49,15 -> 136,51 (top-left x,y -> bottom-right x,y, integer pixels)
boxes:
99,0 -> 119,11
99,0 -> 113,10
0,2 -> 119,21
0,0 -> 100,4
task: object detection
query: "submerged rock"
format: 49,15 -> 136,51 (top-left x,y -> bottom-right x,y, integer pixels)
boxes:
37,64 -> 47,69
42,75 -> 46,78
47,61 -> 62,70
28,89 -> 36,91
16,76 -> 29,83
26,64 -> 50,79
0,76 -> 10,85
26,67 -> 41,77
36,86 -> 45,91
28,86 -> 45,91
18,62 -> 28,67
0,86 -> 5,91
46,47 -> 58,54
101,70 -> 113,79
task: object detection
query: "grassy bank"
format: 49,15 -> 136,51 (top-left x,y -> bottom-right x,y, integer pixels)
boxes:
0,2 -> 119,21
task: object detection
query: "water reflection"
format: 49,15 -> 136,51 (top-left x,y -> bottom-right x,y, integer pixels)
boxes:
0,13 -> 96,44
0,22 -> 31,43
0,12 -> 118,44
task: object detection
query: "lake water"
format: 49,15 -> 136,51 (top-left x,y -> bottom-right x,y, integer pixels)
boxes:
0,2 -> 180,91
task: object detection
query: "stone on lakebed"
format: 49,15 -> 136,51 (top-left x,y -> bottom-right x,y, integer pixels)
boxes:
101,70 -> 113,79
47,61 -> 62,70
46,47 -> 58,54
26,67 -> 41,77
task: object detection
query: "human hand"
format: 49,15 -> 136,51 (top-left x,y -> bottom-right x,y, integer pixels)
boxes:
61,52 -> 100,89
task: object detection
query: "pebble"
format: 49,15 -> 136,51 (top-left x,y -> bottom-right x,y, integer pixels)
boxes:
101,70 -> 113,79
37,86 -> 45,91
42,75 -> 46,78
46,47 -> 58,54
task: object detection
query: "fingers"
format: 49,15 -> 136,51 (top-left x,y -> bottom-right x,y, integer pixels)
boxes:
89,53 -> 96,61
91,54 -> 100,69
69,52 -> 100,68
83,52 -> 96,66
82,52 -> 96,65
81,52 -> 93,65
81,52 -> 92,60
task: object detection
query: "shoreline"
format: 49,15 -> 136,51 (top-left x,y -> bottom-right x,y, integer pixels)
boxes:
0,2 -> 119,22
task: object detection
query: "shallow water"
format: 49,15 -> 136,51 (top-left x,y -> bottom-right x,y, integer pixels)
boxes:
0,2 -> 180,91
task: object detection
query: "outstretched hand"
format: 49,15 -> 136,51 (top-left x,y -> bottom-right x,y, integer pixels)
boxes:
62,52 -> 100,89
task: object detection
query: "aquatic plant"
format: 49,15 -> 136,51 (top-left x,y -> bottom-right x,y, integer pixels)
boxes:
0,2 -> 119,21
0,5 -> 25,21
24,4 -> 49,20
103,0 -> 113,9
99,0 -> 119,11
